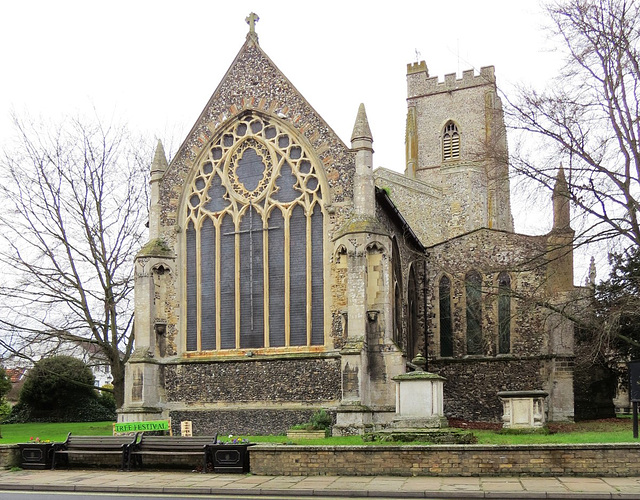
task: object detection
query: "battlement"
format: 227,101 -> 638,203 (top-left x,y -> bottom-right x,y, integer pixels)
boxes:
407,62 -> 496,98
407,61 -> 428,76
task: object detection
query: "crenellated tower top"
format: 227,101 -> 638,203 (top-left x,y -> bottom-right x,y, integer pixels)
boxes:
407,63 -> 496,99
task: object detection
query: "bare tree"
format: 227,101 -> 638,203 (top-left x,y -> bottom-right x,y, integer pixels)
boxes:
507,0 -> 640,252
0,114 -> 150,407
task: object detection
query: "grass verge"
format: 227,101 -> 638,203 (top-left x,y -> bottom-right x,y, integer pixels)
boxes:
0,418 -> 636,445
0,421 -> 114,444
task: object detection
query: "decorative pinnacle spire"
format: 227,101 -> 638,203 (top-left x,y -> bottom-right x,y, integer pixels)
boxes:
553,163 -> 568,197
246,12 -> 259,43
151,139 -> 169,179
552,164 -> 571,230
588,256 -> 597,286
351,103 -> 373,144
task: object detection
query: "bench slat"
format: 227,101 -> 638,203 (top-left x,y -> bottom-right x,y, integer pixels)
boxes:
127,433 -> 218,472
51,433 -> 139,471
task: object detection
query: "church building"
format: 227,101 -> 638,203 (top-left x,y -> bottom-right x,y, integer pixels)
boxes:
118,15 -> 577,435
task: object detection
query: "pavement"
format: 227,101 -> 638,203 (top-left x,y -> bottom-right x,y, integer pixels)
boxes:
0,469 -> 640,499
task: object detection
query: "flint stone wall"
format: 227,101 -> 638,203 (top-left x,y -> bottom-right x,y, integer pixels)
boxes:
424,228 -> 559,421
170,408 -> 336,436
165,356 -> 341,404
430,357 -> 545,421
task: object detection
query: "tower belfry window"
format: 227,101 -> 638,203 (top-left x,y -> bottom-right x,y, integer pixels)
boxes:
442,121 -> 460,161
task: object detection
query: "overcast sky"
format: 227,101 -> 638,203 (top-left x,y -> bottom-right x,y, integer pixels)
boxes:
2,1 -> 589,275
0,1 -> 557,161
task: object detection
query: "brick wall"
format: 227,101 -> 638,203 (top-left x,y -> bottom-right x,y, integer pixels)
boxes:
0,446 -> 17,469
250,443 -> 640,477
5,443 -> 639,476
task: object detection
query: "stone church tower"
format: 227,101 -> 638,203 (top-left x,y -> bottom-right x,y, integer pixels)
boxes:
119,15 -> 578,433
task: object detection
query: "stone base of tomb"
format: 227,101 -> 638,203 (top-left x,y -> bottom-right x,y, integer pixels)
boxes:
367,427 -> 476,444
497,390 -> 548,429
117,406 -> 166,423
332,404 -> 396,436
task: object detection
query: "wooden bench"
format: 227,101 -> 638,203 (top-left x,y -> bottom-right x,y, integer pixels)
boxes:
127,434 -> 218,472
51,433 -> 139,470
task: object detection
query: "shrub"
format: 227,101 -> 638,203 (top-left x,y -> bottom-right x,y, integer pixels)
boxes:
290,409 -> 333,435
0,367 -> 11,400
0,398 -> 12,422
20,356 -> 95,410
310,409 -> 332,430
7,356 -> 116,423
4,402 -> 32,424
97,385 -> 116,413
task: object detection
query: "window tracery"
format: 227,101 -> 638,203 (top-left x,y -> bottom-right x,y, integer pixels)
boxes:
184,112 -> 325,352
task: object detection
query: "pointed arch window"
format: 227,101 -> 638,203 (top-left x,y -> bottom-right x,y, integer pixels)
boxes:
407,265 -> 419,361
439,275 -> 453,357
498,272 -> 511,354
392,238 -> 403,349
184,112 -> 325,352
442,121 -> 460,161
465,270 -> 482,355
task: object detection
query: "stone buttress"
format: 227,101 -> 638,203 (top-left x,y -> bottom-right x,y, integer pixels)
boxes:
332,105 -> 405,435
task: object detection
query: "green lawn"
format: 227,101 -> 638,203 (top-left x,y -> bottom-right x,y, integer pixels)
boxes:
249,418 -> 638,445
470,429 -> 635,444
0,421 -> 114,444
0,418 -> 637,445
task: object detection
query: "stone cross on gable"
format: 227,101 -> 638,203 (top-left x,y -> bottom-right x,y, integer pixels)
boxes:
246,12 -> 259,34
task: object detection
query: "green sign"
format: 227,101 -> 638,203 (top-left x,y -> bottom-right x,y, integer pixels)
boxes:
114,420 -> 170,433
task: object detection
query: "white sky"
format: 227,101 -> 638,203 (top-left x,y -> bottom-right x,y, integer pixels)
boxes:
0,1 -> 556,163
2,1 -> 591,277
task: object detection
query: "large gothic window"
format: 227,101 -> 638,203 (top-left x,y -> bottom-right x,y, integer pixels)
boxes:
442,121 -> 460,161
392,238 -> 403,350
407,265 -> 419,361
465,270 -> 482,355
184,112 -> 325,352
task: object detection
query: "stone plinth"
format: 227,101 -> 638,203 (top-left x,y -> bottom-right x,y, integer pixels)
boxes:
498,390 -> 548,429
392,370 -> 447,429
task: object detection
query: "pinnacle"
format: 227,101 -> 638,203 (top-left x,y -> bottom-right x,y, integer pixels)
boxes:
553,163 -> 568,197
151,139 -> 169,174
351,103 -> 373,144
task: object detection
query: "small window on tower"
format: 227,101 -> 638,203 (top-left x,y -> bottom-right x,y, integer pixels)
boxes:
442,121 -> 460,161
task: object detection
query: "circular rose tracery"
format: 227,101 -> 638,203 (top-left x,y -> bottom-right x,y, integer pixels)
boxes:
227,138 -> 272,200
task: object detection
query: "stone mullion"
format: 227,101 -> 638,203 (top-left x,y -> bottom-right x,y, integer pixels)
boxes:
306,204 -> 312,346
195,216 -> 203,352
215,216 -> 222,350
182,218 -> 191,353
284,207 -> 291,347
234,214 -> 241,349
263,214 -> 270,347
